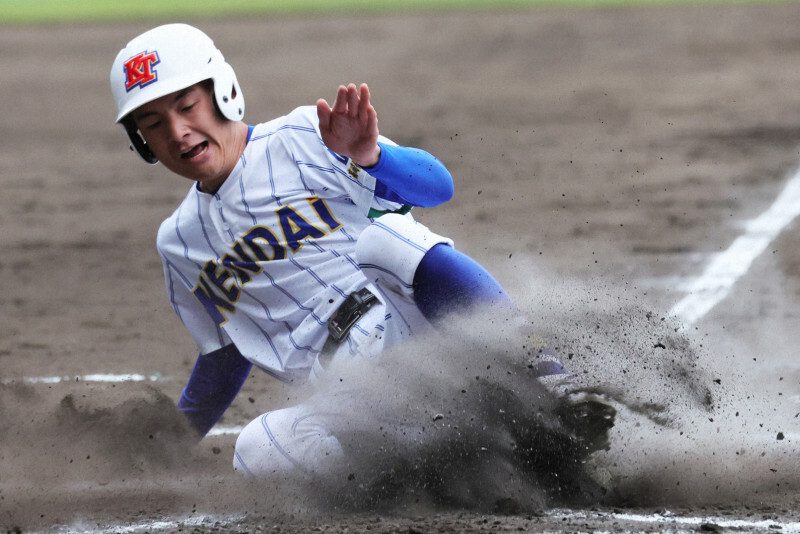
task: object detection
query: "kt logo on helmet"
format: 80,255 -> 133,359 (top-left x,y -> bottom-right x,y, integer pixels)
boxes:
124,51 -> 160,91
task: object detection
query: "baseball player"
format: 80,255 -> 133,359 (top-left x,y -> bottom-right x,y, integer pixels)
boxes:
110,24 -> 599,478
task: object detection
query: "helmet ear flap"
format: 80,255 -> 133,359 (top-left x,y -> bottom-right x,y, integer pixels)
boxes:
121,117 -> 158,164
212,62 -> 244,122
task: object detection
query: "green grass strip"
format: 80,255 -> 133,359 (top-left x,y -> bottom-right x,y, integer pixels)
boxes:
1,0 -> 797,25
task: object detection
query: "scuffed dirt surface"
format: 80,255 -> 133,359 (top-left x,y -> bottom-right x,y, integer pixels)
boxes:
3,3 -> 800,532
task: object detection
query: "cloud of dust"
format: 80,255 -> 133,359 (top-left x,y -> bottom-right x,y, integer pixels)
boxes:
498,266 -> 800,509
287,299 -> 707,513
5,266 -> 798,530
291,315 -> 601,515
273,264 -> 800,514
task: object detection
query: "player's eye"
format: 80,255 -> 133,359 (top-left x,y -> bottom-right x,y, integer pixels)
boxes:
138,118 -> 162,131
181,102 -> 197,113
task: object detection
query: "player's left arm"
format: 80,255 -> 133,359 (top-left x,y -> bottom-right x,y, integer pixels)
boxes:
317,83 -> 454,208
177,344 -> 252,438
366,141 -> 454,208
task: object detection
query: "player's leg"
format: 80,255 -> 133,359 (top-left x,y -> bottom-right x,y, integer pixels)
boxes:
412,242 -> 511,321
356,213 -> 568,380
233,405 -> 344,478
356,213 -> 512,322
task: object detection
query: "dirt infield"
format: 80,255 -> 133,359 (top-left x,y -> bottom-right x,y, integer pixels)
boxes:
3,3 -> 800,532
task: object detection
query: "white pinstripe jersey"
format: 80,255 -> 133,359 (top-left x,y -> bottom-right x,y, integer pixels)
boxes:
157,106 -> 407,382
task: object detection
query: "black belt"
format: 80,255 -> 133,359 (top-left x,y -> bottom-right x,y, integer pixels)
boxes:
319,287 -> 378,366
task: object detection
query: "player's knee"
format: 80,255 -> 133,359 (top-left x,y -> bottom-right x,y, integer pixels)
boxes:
233,408 -> 344,478
233,413 -> 297,478
356,213 -> 453,297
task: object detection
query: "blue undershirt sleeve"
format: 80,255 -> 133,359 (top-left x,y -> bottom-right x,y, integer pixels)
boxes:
369,142 -> 454,207
177,344 -> 253,438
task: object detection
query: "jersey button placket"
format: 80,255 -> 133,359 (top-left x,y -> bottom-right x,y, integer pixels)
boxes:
212,195 -> 235,245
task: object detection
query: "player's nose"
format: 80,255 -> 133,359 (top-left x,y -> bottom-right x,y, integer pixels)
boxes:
165,114 -> 191,143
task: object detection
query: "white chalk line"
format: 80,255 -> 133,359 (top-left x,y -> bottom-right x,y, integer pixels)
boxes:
669,168 -> 800,326
45,513 -> 247,534
208,424 -> 244,436
43,509 -> 800,534
1,373 -> 171,385
555,510 -> 800,533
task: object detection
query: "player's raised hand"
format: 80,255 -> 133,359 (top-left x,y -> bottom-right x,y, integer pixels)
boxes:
317,83 -> 381,168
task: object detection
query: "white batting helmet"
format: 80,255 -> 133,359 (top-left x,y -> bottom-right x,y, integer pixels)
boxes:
110,23 -> 245,163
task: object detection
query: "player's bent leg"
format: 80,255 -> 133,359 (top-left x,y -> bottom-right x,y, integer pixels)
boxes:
356,213 -> 453,299
233,405 -> 344,478
356,213 -> 570,381
413,243 -> 512,321
356,213 -> 512,321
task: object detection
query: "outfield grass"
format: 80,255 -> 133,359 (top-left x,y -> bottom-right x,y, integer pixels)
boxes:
0,0 -> 795,25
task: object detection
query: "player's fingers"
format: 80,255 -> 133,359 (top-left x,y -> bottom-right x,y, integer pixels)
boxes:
347,84 -> 359,118
331,85 -> 348,114
366,105 -> 379,137
359,83 -> 371,105
357,83 -> 372,120
316,99 -> 332,130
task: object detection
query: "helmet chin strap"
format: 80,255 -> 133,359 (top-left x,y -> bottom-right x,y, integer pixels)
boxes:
122,116 -> 158,164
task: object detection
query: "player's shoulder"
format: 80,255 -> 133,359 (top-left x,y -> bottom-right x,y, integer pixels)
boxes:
249,106 -> 320,140
155,187 -> 197,252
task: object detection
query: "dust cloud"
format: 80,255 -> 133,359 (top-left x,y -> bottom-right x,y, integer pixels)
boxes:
506,270 -> 800,509
242,272 -> 720,515
283,268 -> 799,514
3,274 -> 797,530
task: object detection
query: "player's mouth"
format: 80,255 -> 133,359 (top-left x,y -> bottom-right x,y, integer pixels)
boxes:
181,141 -> 209,160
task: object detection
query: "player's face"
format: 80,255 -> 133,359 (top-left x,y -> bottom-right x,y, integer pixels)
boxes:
132,82 -> 247,192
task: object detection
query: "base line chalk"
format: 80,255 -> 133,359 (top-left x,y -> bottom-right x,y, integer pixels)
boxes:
670,168 -> 800,326
2,373 -> 169,385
